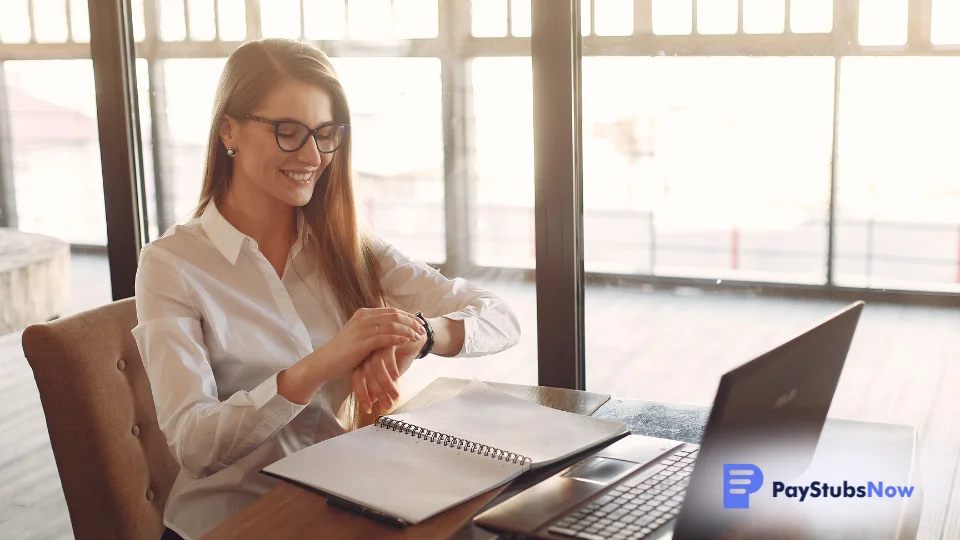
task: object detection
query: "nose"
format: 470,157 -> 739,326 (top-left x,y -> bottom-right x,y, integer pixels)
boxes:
295,134 -> 323,166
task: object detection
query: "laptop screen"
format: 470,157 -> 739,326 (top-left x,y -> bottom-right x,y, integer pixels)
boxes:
671,302 -> 863,539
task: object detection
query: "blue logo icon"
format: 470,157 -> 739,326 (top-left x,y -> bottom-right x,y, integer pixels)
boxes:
723,464 -> 764,509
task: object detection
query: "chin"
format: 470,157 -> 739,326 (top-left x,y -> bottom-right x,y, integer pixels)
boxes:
269,188 -> 314,208
288,192 -> 316,207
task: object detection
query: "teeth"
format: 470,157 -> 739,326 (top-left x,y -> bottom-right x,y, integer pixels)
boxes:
282,170 -> 313,182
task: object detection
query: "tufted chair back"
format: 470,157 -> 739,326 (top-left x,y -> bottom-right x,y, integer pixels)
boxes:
21,298 -> 179,540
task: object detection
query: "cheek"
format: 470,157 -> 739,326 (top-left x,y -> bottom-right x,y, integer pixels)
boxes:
256,149 -> 288,175
238,149 -> 286,186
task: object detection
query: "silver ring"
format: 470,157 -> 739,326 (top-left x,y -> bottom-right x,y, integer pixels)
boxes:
376,322 -> 380,334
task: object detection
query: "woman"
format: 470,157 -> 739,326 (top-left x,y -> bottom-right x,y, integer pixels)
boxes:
132,38 -> 521,540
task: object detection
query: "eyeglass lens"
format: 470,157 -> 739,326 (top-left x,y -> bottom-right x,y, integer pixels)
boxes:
276,122 -> 345,153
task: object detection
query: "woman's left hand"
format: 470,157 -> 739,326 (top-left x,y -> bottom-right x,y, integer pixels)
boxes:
352,334 -> 424,414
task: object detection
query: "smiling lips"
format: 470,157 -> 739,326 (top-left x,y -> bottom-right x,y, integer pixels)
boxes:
281,169 -> 315,182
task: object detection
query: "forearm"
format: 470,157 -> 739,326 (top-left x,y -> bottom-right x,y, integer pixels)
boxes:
278,349 -> 331,405
427,316 -> 465,357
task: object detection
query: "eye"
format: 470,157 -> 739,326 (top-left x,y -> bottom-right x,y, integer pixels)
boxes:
277,122 -> 303,138
316,125 -> 337,139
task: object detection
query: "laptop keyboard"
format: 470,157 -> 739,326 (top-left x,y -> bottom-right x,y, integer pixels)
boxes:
546,446 -> 699,540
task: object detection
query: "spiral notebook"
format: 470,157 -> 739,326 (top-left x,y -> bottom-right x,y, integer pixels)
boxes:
261,379 -> 630,525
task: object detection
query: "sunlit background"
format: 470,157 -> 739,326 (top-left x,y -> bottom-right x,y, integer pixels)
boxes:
4,0 -> 960,291
4,1 -> 960,538
3,0 -> 960,402
4,0 -> 960,406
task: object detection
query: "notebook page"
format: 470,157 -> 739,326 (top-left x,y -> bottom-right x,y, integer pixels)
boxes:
261,423 -> 526,524
387,379 -> 629,468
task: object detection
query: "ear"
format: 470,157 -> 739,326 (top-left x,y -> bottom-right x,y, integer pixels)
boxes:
219,115 -> 238,149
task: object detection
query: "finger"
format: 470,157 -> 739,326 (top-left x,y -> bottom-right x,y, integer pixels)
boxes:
371,349 -> 400,401
363,360 -> 391,411
382,344 -> 400,380
374,321 -> 421,341
373,311 -> 425,335
350,366 -> 373,411
351,367 -> 371,414
366,334 -> 410,351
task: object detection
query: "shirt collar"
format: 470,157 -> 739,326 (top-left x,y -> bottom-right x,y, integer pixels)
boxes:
200,202 -> 247,265
200,202 -> 313,265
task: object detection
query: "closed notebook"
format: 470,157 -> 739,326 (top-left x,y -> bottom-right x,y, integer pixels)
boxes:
261,379 -> 630,525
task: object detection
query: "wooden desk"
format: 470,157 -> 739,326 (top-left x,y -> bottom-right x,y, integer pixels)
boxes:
204,381 -> 923,540
202,378 -> 612,540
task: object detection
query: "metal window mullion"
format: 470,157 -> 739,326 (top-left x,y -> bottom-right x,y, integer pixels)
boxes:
439,0 -> 474,277
0,66 -> 17,229
66,0 -> 75,42
143,0 -> 175,236
300,0 -> 307,38
826,0 -> 857,286
784,0 -> 791,34
215,0 -> 222,40
245,0 -> 261,39
836,0 -> 858,54
737,0 -> 743,34
826,56 -> 841,286
692,0 -> 699,35
88,0 -> 148,299
633,0 -> 651,34
532,0 -> 585,390
27,0 -> 38,43
182,0 -> 193,40
146,60 -> 175,235
908,0 -> 933,51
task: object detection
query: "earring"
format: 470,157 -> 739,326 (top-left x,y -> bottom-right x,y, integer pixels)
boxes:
226,147 -> 236,158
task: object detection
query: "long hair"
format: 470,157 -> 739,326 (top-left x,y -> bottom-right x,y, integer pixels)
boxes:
193,38 -> 387,430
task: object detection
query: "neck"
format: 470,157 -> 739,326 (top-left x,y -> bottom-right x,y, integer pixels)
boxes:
219,180 -> 297,253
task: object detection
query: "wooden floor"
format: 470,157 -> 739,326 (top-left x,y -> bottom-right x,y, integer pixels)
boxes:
2,253 -> 960,539
0,253 -> 111,540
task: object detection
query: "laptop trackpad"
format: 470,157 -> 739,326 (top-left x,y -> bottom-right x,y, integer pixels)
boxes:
594,434 -> 685,464
563,457 -> 639,485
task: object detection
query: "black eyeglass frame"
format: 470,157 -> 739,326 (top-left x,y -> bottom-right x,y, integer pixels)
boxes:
244,114 -> 350,153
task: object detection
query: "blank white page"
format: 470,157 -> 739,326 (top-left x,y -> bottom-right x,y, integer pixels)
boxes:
261,424 -> 525,524
387,379 -> 629,468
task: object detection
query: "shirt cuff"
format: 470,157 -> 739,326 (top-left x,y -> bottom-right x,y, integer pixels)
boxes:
440,313 -> 476,358
249,370 -> 309,426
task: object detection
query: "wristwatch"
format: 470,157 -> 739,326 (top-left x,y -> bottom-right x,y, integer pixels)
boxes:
414,311 -> 435,359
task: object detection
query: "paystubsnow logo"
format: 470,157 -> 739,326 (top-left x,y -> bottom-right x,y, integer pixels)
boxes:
723,464 -> 765,509
723,463 -> 916,509
773,480 -> 916,501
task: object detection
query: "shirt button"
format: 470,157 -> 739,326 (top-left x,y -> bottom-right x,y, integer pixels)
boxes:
131,424 -> 140,437
117,359 -> 126,371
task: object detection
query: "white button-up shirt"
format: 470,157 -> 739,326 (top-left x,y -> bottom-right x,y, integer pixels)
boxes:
132,203 -> 521,540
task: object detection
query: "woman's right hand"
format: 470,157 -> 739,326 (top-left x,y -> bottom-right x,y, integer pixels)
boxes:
278,307 -> 425,405
317,307 -> 425,382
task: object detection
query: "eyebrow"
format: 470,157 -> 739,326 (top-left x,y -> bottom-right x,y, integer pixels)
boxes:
273,116 -> 338,128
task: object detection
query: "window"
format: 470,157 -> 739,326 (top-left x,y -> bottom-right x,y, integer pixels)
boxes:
130,0 -> 538,397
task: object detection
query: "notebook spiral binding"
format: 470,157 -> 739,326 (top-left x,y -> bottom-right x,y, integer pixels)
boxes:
375,416 -> 533,466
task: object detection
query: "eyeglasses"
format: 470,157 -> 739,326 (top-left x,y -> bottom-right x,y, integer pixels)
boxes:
245,114 -> 349,153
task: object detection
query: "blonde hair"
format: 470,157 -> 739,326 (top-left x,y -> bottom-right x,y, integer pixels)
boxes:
194,38 -> 388,429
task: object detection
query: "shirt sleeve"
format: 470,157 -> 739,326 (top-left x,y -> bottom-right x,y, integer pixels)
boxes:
131,243 -> 307,479
372,234 -> 521,358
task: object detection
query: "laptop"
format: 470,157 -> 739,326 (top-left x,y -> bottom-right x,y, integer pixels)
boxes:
474,301 -> 864,540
